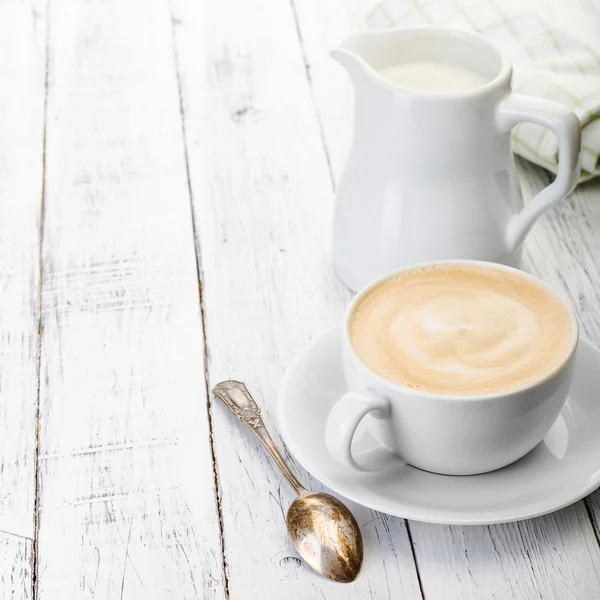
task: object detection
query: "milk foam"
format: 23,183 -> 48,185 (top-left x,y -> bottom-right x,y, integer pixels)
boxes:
349,265 -> 574,395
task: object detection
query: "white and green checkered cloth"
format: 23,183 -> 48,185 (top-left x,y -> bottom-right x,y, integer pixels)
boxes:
365,0 -> 600,181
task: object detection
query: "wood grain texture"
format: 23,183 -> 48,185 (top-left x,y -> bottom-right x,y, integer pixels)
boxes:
170,0 -> 423,596
291,0 -> 600,597
0,533 -> 33,600
0,0 -> 45,541
411,503 -> 600,599
0,1 -> 46,598
35,0 -> 225,597
288,0 -> 366,183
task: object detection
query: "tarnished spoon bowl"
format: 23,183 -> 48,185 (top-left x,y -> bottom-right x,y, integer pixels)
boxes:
213,380 -> 363,583
286,491 -> 363,583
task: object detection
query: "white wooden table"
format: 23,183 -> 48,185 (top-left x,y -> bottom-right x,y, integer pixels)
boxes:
1,0 -> 600,597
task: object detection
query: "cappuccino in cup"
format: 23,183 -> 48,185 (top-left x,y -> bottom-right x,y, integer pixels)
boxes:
349,264 -> 573,395
325,261 -> 579,475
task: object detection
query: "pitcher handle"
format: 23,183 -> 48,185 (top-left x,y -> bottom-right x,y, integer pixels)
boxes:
497,94 -> 581,251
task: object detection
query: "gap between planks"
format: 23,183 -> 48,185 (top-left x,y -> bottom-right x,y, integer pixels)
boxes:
32,0 -> 51,598
288,0 -> 336,191
168,6 -> 232,600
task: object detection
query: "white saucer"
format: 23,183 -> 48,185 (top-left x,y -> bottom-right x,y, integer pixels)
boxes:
278,326 -> 600,525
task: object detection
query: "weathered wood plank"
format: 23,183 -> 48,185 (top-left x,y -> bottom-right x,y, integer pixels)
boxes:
170,0 -> 423,596
0,0 -> 46,597
287,0 -> 367,183
291,0 -> 600,597
411,503 -> 600,599
0,533 -> 33,600
35,0 -> 225,597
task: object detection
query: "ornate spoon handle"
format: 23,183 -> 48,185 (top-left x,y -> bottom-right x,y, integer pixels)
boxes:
213,380 -> 307,496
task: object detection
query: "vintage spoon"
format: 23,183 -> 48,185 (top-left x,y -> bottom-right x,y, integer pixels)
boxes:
213,380 -> 363,583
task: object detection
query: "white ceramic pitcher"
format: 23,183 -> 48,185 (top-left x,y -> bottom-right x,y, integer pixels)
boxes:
332,27 -> 581,292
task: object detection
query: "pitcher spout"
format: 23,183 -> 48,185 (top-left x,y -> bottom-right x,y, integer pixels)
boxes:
330,47 -> 368,86
331,29 -> 404,86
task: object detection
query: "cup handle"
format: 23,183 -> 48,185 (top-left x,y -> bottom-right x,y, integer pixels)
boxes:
324,390 -> 404,472
497,94 -> 581,251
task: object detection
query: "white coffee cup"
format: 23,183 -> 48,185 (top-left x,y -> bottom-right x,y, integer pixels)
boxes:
325,261 -> 579,476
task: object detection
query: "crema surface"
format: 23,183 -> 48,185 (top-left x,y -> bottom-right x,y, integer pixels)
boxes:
349,265 -> 574,395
